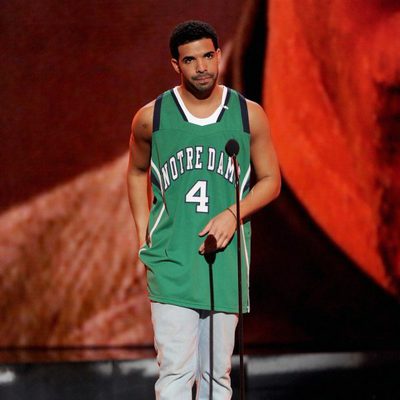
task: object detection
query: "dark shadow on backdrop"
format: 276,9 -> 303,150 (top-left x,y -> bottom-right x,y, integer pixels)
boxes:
224,0 -> 400,350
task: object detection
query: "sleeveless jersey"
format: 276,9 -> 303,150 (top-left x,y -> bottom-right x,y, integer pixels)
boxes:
139,87 -> 251,313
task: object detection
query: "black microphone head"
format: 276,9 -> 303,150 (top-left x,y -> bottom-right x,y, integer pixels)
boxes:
225,139 -> 240,157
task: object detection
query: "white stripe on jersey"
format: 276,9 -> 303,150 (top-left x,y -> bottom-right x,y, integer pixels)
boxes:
139,160 -> 165,253
240,165 -> 251,312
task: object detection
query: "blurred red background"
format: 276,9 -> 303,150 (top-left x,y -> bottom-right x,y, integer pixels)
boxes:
1,0 -> 399,352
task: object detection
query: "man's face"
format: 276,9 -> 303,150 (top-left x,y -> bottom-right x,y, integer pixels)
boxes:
171,38 -> 220,93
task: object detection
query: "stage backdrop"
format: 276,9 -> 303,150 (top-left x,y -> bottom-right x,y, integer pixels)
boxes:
1,0 -> 400,352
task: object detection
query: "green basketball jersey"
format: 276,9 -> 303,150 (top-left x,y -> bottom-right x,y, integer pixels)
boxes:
139,87 -> 251,313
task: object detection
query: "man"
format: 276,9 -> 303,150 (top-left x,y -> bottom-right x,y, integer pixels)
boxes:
127,20 -> 280,399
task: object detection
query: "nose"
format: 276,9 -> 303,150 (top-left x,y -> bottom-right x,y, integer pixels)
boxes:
196,59 -> 207,73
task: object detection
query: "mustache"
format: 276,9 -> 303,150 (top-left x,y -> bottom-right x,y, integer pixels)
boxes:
192,73 -> 213,80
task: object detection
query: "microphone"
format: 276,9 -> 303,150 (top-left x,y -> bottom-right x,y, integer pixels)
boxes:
224,139 -> 245,399
225,139 -> 240,157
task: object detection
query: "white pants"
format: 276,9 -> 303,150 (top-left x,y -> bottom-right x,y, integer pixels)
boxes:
151,302 -> 238,400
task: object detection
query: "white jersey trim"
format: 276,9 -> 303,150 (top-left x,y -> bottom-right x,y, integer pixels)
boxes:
139,160 -> 165,254
240,165 -> 251,312
173,86 -> 228,126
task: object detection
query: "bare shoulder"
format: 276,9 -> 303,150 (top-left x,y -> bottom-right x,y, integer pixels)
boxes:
131,100 -> 156,141
243,98 -> 280,186
245,98 -> 270,135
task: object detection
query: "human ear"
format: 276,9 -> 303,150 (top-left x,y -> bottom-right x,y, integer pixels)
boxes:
216,48 -> 221,63
171,58 -> 180,74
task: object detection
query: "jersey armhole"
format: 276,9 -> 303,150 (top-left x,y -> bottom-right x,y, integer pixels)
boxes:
238,93 -> 250,134
153,94 -> 163,132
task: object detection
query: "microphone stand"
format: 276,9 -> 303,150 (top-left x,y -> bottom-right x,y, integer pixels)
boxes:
232,154 -> 245,400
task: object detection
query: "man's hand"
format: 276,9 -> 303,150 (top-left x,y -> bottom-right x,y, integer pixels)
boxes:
198,208 -> 237,254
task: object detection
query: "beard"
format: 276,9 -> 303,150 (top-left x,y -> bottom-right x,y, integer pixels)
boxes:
189,72 -> 217,93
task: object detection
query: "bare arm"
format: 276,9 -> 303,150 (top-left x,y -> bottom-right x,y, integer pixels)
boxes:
236,100 -> 281,218
199,100 -> 281,254
127,102 -> 154,247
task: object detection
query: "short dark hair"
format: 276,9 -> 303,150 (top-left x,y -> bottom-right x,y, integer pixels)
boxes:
169,20 -> 219,59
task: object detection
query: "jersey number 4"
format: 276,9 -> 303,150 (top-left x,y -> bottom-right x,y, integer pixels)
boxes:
185,180 -> 209,213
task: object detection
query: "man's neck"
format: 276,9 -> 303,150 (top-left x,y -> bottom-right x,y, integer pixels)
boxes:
177,84 -> 223,115
179,82 -> 221,102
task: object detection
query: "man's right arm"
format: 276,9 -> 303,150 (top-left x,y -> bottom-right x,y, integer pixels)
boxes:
127,102 -> 154,247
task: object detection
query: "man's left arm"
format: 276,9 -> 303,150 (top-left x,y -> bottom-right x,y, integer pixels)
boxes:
199,100 -> 281,254
237,100 -> 281,218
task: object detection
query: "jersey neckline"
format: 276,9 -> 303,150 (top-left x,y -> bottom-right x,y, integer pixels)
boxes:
171,86 -> 231,126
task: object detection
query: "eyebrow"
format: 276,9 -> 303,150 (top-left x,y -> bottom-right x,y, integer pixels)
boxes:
182,56 -> 195,62
182,51 -> 215,61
